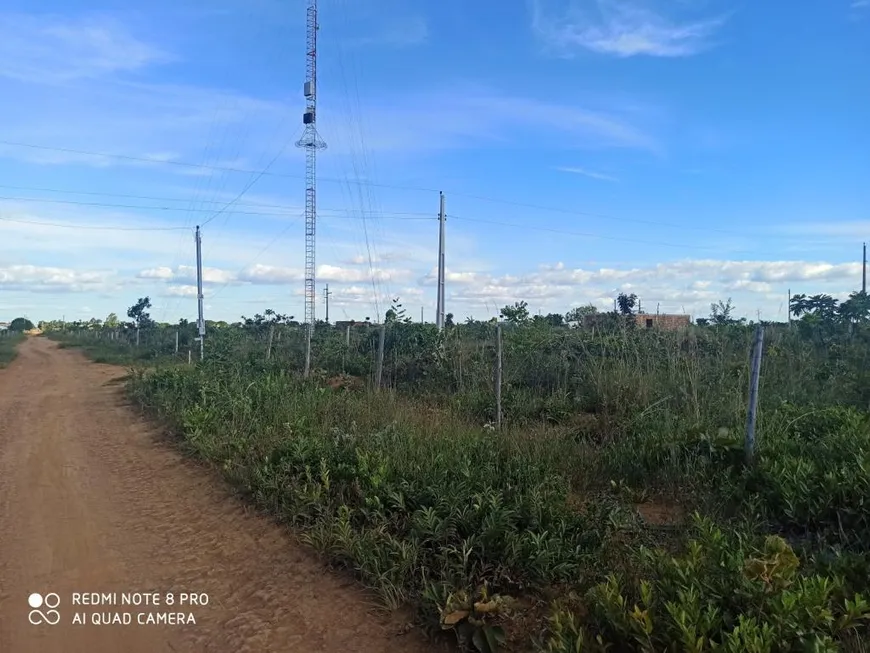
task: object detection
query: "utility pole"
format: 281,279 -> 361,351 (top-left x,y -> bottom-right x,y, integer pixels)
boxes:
788,289 -> 791,326
195,225 -> 205,360
863,242 -> 867,294
436,191 -> 446,330
296,0 -> 327,378
323,284 -> 332,324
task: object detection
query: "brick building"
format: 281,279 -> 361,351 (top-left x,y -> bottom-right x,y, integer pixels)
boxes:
633,313 -> 691,330
581,312 -> 691,331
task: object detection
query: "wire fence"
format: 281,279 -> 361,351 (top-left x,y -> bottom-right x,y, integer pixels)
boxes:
52,319 -> 870,448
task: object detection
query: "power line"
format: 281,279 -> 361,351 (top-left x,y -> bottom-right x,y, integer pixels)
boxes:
0,215 -> 191,232
206,221 -> 300,300
0,139 -> 751,238
0,139 -> 433,191
0,196 -> 757,251
0,194 -> 772,254
0,183 -> 332,210
199,133 -> 294,227
0,195 -> 433,219
448,214 -> 737,252
449,193 -> 746,237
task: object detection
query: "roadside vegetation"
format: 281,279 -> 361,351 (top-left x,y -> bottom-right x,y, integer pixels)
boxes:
47,290 -> 870,652
0,331 -> 25,367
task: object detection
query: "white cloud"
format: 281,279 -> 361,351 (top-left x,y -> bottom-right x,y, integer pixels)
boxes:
137,266 -> 174,280
778,220 -> 870,239
341,251 -> 411,265
0,264 -> 114,292
0,13 -> 172,84
530,0 -> 726,58
137,265 -> 236,285
139,262 -> 414,287
237,264 -> 301,285
166,284 -> 199,297
319,264 -> 411,283
556,166 -> 619,181
430,258 -> 864,318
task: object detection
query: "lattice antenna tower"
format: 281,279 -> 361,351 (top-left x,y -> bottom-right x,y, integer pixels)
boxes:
296,0 -> 327,378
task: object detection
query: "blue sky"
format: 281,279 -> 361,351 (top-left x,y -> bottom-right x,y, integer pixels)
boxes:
0,0 -> 868,324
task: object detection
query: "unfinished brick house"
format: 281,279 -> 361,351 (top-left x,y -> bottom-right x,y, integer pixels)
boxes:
633,313 -> 691,330
581,313 -> 691,331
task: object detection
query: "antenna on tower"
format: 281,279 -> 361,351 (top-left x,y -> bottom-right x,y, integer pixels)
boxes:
296,0 -> 327,378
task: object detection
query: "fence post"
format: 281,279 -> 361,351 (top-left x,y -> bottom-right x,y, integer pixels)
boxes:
745,325 -> 764,465
495,323 -> 503,429
266,324 -> 274,361
175,331 -> 179,354
346,324 -> 351,348
136,328 -> 140,347
375,323 -> 386,389
188,349 -> 192,365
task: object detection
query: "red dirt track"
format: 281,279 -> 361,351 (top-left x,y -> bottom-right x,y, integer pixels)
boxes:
0,337 -> 440,652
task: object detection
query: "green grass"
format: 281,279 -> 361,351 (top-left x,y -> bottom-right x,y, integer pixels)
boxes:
47,330 -> 193,367
0,332 -> 25,367
56,321 -> 870,651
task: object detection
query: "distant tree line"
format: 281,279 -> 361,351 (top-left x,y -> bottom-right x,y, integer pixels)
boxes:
40,288 -> 870,335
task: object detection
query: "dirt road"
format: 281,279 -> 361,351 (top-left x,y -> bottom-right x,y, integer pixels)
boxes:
0,337 -> 441,653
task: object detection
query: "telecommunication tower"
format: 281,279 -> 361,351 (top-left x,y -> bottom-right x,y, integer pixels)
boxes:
296,0 -> 327,378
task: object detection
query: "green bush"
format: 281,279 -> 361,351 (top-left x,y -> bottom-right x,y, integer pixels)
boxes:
540,517 -> 870,652
0,332 -> 25,367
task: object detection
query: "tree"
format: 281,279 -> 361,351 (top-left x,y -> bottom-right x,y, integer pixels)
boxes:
566,304 -> 598,323
104,313 -> 119,328
709,298 -> 744,325
616,293 -> 638,315
385,297 -> 412,324
500,301 -> 530,324
37,319 -> 64,331
838,291 -> 870,324
241,308 -> 293,328
127,297 -> 153,329
445,312 -> 455,327
534,313 -> 564,327
790,293 -> 839,322
9,317 -> 35,332
789,293 -> 809,318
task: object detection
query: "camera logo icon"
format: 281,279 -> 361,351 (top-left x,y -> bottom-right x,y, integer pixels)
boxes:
28,592 -> 61,625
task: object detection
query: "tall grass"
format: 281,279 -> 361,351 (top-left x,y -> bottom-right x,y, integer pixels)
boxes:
0,332 -> 25,367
